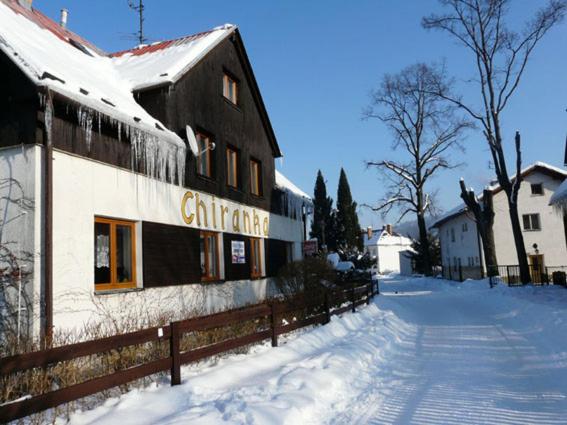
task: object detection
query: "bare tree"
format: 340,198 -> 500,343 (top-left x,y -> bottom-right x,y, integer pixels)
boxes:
423,0 -> 566,283
364,63 -> 471,275
459,179 -> 498,275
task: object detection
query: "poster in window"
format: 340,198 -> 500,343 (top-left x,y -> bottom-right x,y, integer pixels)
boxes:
231,240 -> 245,264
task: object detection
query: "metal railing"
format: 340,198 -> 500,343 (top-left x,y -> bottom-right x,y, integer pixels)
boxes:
441,264 -> 567,287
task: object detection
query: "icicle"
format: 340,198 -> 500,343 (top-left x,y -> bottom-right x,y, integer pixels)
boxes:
44,95 -> 53,146
77,107 -> 94,152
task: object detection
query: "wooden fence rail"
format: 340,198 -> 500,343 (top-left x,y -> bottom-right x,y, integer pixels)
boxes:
0,281 -> 377,423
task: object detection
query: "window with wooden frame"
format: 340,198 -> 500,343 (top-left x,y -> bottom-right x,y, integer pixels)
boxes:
200,231 -> 220,281
250,159 -> 262,196
94,217 -> 136,291
226,146 -> 239,188
223,73 -> 238,104
196,132 -> 213,178
250,237 -> 262,278
523,213 -> 541,231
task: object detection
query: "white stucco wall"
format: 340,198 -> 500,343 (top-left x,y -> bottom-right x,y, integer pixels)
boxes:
50,149 -> 306,335
492,171 -> 567,267
0,144 -> 43,340
365,234 -> 413,274
438,213 -> 482,270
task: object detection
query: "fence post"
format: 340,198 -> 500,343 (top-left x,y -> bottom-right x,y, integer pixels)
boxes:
351,282 -> 356,313
376,279 -> 380,295
459,263 -> 463,282
366,283 -> 371,305
170,321 -> 181,386
324,291 -> 331,324
506,266 -> 511,286
270,302 -> 278,347
545,267 -> 550,285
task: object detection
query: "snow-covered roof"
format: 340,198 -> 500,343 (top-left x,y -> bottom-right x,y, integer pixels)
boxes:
364,229 -> 413,247
487,161 -> 567,192
111,25 -> 236,91
275,170 -> 311,201
432,161 -> 567,228
0,0 -> 183,150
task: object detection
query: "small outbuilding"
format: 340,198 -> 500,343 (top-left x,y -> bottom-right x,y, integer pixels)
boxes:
362,225 -> 414,274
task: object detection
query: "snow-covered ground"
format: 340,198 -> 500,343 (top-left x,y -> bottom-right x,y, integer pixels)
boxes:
66,276 -> 567,424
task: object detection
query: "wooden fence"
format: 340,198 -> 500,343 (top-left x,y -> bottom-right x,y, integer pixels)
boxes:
0,281 -> 377,423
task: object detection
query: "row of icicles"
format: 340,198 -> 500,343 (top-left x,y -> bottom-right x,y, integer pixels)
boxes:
39,93 -> 186,185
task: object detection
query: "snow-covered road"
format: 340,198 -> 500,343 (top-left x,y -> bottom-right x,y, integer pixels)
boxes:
67,277 -> 567,425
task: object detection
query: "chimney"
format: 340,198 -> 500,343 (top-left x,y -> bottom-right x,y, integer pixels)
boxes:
366,226 -> 373,240
386,224 -> 393,235
60,8 -> 69,29
18,0 -> 33,10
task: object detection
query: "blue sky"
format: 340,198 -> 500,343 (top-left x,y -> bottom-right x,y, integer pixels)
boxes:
35,0 -> 567,228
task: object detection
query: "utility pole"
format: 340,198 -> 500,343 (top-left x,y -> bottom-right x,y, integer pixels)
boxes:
128,0 -> 147,45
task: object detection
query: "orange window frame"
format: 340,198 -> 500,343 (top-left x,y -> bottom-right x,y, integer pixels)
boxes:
250,159 -> 261,196
201,231 -> 220,282
250,237 -> 262,278
226,147 -> 239,188
196,133 -> 212,178
223,73 -> 238,104
94,217 -> 137,291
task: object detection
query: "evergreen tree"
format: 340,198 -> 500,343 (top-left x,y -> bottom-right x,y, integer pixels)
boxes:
408,233 -> 440,275
310,170 -> 333,250
336,168 -> 362,251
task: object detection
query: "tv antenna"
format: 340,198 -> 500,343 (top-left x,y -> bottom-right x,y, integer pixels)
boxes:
128,0 -> 148,45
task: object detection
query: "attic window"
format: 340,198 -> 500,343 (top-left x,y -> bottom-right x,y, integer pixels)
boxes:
69,38 -> 94,57
223,73 -> 238,105
531,183 -> 543,195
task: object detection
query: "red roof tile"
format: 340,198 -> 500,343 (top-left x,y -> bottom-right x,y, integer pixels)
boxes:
110,30 -> 215,58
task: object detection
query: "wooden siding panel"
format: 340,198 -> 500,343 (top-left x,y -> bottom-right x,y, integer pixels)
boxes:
0,51 -> 38,147
265,239 -> 288,277
142,221 -> 201,287
137,37 -> 276,212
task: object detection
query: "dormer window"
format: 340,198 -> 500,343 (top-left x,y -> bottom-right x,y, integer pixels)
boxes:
223,73 -> 238,105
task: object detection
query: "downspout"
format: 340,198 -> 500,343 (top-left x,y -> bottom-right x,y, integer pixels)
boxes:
41,90 -> 54,346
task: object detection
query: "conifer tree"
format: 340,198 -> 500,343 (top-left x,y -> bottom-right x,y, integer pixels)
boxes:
336,168 -> 362,251
310,170 -> 333,250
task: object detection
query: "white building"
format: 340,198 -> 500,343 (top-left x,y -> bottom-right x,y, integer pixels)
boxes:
433,162 -> 567,280
362,225 -> 414,274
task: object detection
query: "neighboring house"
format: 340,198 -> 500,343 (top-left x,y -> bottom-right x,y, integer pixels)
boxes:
432,162 -> 567,279
362,225 -> 414,274
0,0 -> 311,340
